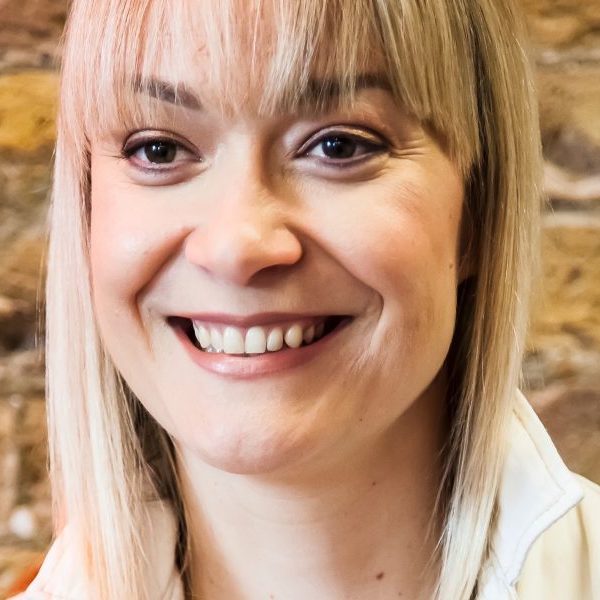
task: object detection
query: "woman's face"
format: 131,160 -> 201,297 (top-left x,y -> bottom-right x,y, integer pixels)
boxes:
90,59 -> 465,476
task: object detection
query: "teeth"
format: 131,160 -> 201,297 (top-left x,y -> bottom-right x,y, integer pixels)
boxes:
303,325 -> 315,344
284,324 -> 303,349
223,327 -> 245,354
210,327 -> 223,352
245,326 -> 267,354
193,323 -> 211,349
266,327 -> 283,352
191,319 -> 332,356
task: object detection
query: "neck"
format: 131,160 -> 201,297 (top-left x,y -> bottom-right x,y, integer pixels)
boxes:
178,376 -> 448,600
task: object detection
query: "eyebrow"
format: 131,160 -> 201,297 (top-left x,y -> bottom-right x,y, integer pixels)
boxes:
135,73 -> 392,111
134,77 -> 203,110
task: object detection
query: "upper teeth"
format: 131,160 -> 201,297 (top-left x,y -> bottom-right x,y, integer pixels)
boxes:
192,320 -> 327,355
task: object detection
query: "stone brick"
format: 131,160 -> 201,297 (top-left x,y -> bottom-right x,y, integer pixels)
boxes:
525,216 -> 600,398
16,398 -> 48,505
0,0 -> 66,54
0,397 -> 21,529
521,0 -> 600,48
530,385 -> 600,483
0,71 -> 58,153
0,0 -> 598,579
537,64 -> 600,175
0,351 -> 45,399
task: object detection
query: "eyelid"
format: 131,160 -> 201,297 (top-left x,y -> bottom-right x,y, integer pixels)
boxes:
296,125 -> 389,156
121,130 -> 198,158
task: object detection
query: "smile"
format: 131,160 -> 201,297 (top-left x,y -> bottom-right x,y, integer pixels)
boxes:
168,314 -> 352,378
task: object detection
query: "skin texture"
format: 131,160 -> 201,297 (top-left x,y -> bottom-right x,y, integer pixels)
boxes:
90,73 -> 465,597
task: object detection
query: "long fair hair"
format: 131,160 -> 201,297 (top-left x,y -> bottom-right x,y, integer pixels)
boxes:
47,1 -> 542,597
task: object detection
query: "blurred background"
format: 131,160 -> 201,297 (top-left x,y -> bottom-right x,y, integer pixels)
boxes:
0,0 -> 599,595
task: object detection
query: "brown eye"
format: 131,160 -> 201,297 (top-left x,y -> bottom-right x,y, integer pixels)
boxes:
122,134 -> 198,171
303,129 -> 387,164
143,140 -> 177,163
120,132 -> 202,184
320,136 -> 359,159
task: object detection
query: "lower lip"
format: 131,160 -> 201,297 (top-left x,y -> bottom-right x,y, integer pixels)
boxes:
173,320 -> 352,380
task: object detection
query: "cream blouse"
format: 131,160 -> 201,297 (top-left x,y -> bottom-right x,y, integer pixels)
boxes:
12,391 -> 600,599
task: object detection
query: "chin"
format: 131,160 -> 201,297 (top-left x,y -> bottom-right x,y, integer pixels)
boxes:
177,421 -> 315,477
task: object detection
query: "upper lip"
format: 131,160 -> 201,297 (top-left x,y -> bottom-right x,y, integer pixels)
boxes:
171,312 -> 345,327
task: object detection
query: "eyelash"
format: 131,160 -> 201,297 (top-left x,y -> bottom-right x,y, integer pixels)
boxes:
120,135 -> 196,174
120,128 -> 389,174
299,128 -> 389,165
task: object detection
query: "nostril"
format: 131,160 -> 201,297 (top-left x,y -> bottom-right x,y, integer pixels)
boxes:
182,219 -> 303,287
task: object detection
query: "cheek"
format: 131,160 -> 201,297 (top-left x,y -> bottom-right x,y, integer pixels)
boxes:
91,175 -> 142,310
304,163 -> 463,379
306,173 -> 463,304
89,159 -> 192,404
89,162 -> 192,431
89,162 -> 187,317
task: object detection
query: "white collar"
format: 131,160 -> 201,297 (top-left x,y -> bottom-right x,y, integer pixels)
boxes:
478,390 -> 583,597
22,391 -> 582,600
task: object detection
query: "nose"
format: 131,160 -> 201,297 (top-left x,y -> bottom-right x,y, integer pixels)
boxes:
184,187 -> 303,286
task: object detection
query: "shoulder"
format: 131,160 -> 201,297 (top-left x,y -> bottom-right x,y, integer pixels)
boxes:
8,499 -> 184,600
516,474 -> 600,599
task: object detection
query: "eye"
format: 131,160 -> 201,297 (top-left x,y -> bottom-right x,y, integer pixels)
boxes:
138,139 -> 178,164
301,128 -> 387,164
121,134 -> 197,171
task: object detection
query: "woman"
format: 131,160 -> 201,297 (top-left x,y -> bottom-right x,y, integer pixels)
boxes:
13,0 -> 599,598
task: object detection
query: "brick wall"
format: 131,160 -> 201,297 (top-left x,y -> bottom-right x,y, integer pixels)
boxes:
0,0 -> 598,594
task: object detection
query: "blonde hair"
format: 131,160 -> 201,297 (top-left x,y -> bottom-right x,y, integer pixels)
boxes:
47,1 -> 542,598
